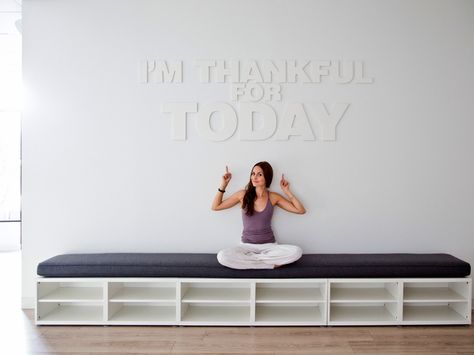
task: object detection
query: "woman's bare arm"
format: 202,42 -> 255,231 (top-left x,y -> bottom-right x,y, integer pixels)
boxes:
211,166 -> 244,211
212,190 -> 245,211
274,174 -> 306,214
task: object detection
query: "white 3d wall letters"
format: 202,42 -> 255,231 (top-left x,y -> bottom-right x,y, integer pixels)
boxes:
141,59 -> 374,141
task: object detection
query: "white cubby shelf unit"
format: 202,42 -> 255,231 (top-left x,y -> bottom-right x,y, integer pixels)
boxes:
36,277 -> 471,326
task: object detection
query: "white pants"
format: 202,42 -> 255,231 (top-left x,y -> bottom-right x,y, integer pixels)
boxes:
217,242 -> 303,270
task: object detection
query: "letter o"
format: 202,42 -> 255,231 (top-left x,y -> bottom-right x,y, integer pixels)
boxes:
196,103 -> 237,141
246,84 -> 264,102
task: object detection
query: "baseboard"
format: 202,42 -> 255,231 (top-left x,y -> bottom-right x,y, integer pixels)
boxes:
22,297 -> 34,309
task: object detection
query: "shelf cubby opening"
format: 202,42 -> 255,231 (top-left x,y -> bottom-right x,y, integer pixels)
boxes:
108,282 -> 176,302
255,303 -> 324,323
403,281 -> 470,303
180,302 -> 251,323
329,302 -> 398,324
330,281 -> 399,303
37,302 -> 103,323
181,282 -> 251,303
108,302 -> 176,322
37,281 -> 103,303
402,302 -> 470,323
256,282 -> 325,303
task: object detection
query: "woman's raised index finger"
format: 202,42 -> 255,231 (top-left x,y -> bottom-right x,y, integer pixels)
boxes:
226,165 -> 229,173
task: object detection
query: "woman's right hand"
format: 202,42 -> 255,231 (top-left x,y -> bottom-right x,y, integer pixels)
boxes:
221,165 -> 232,189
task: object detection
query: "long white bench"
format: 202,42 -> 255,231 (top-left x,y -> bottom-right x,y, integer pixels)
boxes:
35,253 -> 472,326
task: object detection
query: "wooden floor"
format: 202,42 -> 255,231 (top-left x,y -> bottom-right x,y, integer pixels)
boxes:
2,309 -> 473,354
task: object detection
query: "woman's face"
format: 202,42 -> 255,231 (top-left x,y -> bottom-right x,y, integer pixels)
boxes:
251,165 -> 266,188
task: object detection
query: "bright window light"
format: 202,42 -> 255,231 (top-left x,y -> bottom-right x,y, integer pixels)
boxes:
0,8 -> 22,222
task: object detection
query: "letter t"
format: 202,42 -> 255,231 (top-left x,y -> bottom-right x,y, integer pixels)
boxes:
162,103 -> 198,140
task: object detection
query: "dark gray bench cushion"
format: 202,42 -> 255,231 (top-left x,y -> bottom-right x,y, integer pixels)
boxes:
37,253 -> 471,278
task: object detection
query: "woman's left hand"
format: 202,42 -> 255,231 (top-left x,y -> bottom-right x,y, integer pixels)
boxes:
280,174 -> 291,195
276,173 -> 306,214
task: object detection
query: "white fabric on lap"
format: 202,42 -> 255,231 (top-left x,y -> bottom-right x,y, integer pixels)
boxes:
217,242 -> 303,269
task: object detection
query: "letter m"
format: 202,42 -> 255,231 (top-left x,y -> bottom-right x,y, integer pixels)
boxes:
139,60 -> 183,83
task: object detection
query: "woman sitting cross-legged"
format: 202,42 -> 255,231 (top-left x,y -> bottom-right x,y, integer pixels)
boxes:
211,161 -> 305,270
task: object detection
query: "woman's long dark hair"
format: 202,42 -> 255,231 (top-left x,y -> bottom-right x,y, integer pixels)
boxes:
242,161 -> 273,216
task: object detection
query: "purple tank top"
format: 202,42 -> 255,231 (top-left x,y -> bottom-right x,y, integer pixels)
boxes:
241,194 -> 276,244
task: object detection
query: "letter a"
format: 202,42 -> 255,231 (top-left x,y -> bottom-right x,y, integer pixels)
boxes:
274,103 -> 315,141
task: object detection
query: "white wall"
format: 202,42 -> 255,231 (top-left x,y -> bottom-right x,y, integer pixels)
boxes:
22,0 -> 474,307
